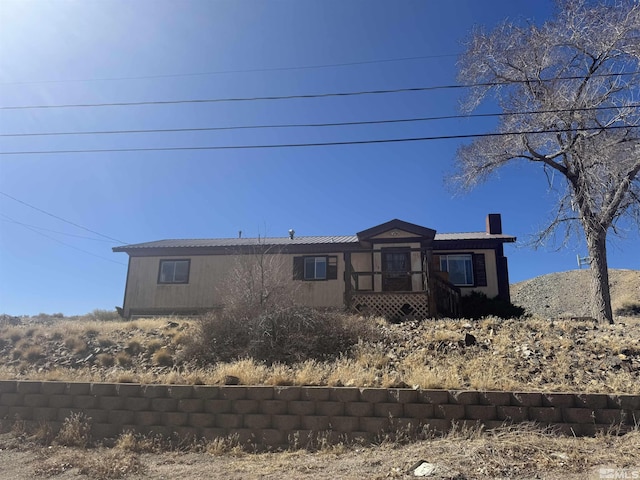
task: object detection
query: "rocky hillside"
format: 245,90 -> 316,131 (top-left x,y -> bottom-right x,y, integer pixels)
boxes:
511,269 -> 640,318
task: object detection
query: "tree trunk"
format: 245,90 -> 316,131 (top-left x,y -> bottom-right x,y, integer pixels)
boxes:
586,231 -> 614,324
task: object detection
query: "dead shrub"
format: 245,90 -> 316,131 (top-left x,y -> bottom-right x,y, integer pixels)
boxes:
97,353 -> 115,368
124,339 -> 143,355
152,348 -> 174,367
187,306 -> 378,365
23,345 -> 45,362
145,339 -> 164,354
55,412 -> 92,448
65,335 -> 88,354
115,351 -> 133,367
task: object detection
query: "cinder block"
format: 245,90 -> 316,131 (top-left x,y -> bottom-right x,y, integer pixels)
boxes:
301,415 -> 330,431
329,388 -> 359,403
232,428 -> 257,445
404,403 -> 434,419
465,405 -> 497,421
388,389 -> 418,404
116,384 -> 142,397
359,388 -> 388,403
146,425 -> 174,438
373,402 -> 404,418
301,387 -> 330,402
511,392 -> 542,407
288,401 -> 316,416
200,427 -> 226,440
329,416 -> 359,433
216,413 -> 242,429
73,395 -> 98,409
272,415 -> 300,430
204,399 -> 231,414
435,404 -> 465,420
168,385 -> 194,399
192,386 -> 219,400
594,409 -> 626,425
150,398 -> 178,412
83,409 -> 109,423
608,395 -> 640,410
90,383 -> 117,396
260,400 -> 287,415
273,387 -> 301,401
342,431 -> 375,444
562,408 -> 595,424
91,423 -> 121,439
125,397 -> 150,411
40,382 -> 67,395
246,387 -> 274,401
142,385 -> 168,398
108,409 -> 135,425
218,387 -> 247,400
161,412 -> 189,426
483,420 -> 508,430
316,401 -> 344,416
542,393 -> 575,408
479,391 -> 511,406
244,414 -> 272,429
448,390 -> 479,405
56,408 -> 82,422
189,412 -> 216,428
0,393 -> 23,406
232,400 -> 259,414
359,416 -> 390,434
575,394 -> 608,409
135,411 -> 162,426
99,396 -> 124,410
422,418 -> 452,434
259,429 -> 286,446
171,426 -> 198,441
65,383 -> 91,395
7,406 -> 33,420
497,406 -> 528,422
178,398 -> 204,413
389,418 -> 419,432
418,390 -> 449,404
33,407 -> 58,421
16,381 -> 42,394
529,407 -> 562,423
344,402 -> 374,417
49,394 -> 74,408
24,394 -> 49,408
0,381 -> 17,393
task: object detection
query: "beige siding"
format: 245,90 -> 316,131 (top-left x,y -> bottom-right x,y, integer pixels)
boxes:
123,252 -> 346,316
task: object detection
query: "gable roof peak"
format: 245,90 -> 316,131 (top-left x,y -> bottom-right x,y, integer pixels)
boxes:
357,219 -> 436,240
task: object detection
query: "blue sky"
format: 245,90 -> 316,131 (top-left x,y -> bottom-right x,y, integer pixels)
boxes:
1,0 -> 638,316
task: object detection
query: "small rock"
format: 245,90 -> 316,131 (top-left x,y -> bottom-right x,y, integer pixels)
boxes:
410,460 -> 438,477
224,375 -> 240,385
464,333 -> 477,347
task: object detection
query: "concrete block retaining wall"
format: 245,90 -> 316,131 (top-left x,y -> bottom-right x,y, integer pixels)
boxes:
0,381 -> 638,448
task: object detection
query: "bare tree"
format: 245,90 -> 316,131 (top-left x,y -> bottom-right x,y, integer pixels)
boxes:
455,0 -> 640,323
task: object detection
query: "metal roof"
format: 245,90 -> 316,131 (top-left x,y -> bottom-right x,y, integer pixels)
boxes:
113,232 -> 515,252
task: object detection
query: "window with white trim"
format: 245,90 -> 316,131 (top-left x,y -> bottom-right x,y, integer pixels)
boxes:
440,254 -> 473,286
158,259 -> 190,284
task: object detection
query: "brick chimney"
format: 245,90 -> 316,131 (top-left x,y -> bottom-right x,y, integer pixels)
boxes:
486,214 -> 502,234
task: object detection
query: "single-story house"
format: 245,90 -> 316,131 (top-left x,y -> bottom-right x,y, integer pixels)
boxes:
113,214 -> 515,319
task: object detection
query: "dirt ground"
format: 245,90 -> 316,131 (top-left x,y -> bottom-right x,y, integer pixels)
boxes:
0,428 -> 637,480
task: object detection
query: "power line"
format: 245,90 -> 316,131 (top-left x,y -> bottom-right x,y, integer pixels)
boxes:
1,214 -> 127,266
1,125 -> 636,156
0,53 -> 459,86
2,71 -> 638,111
0,215 -> 116,242
0,191 -> 127,244
2,104 -> 638,138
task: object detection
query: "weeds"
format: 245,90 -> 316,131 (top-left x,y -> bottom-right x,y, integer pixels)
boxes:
55,413 -> 92,448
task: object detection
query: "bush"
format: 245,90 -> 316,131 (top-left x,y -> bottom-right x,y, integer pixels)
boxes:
187,306 -> 377,365
459,292 -> 526,319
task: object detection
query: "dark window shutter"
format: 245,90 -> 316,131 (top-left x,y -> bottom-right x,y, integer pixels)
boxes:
473,253 -> 487,287
293,257 -> 304,280
432,254 -> 441,271
327,256 -> 338,280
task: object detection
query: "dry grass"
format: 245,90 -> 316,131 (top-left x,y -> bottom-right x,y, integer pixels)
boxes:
0,313 -> 639,394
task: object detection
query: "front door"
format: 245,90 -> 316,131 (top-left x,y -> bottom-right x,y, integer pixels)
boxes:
382,250 -> 412,292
